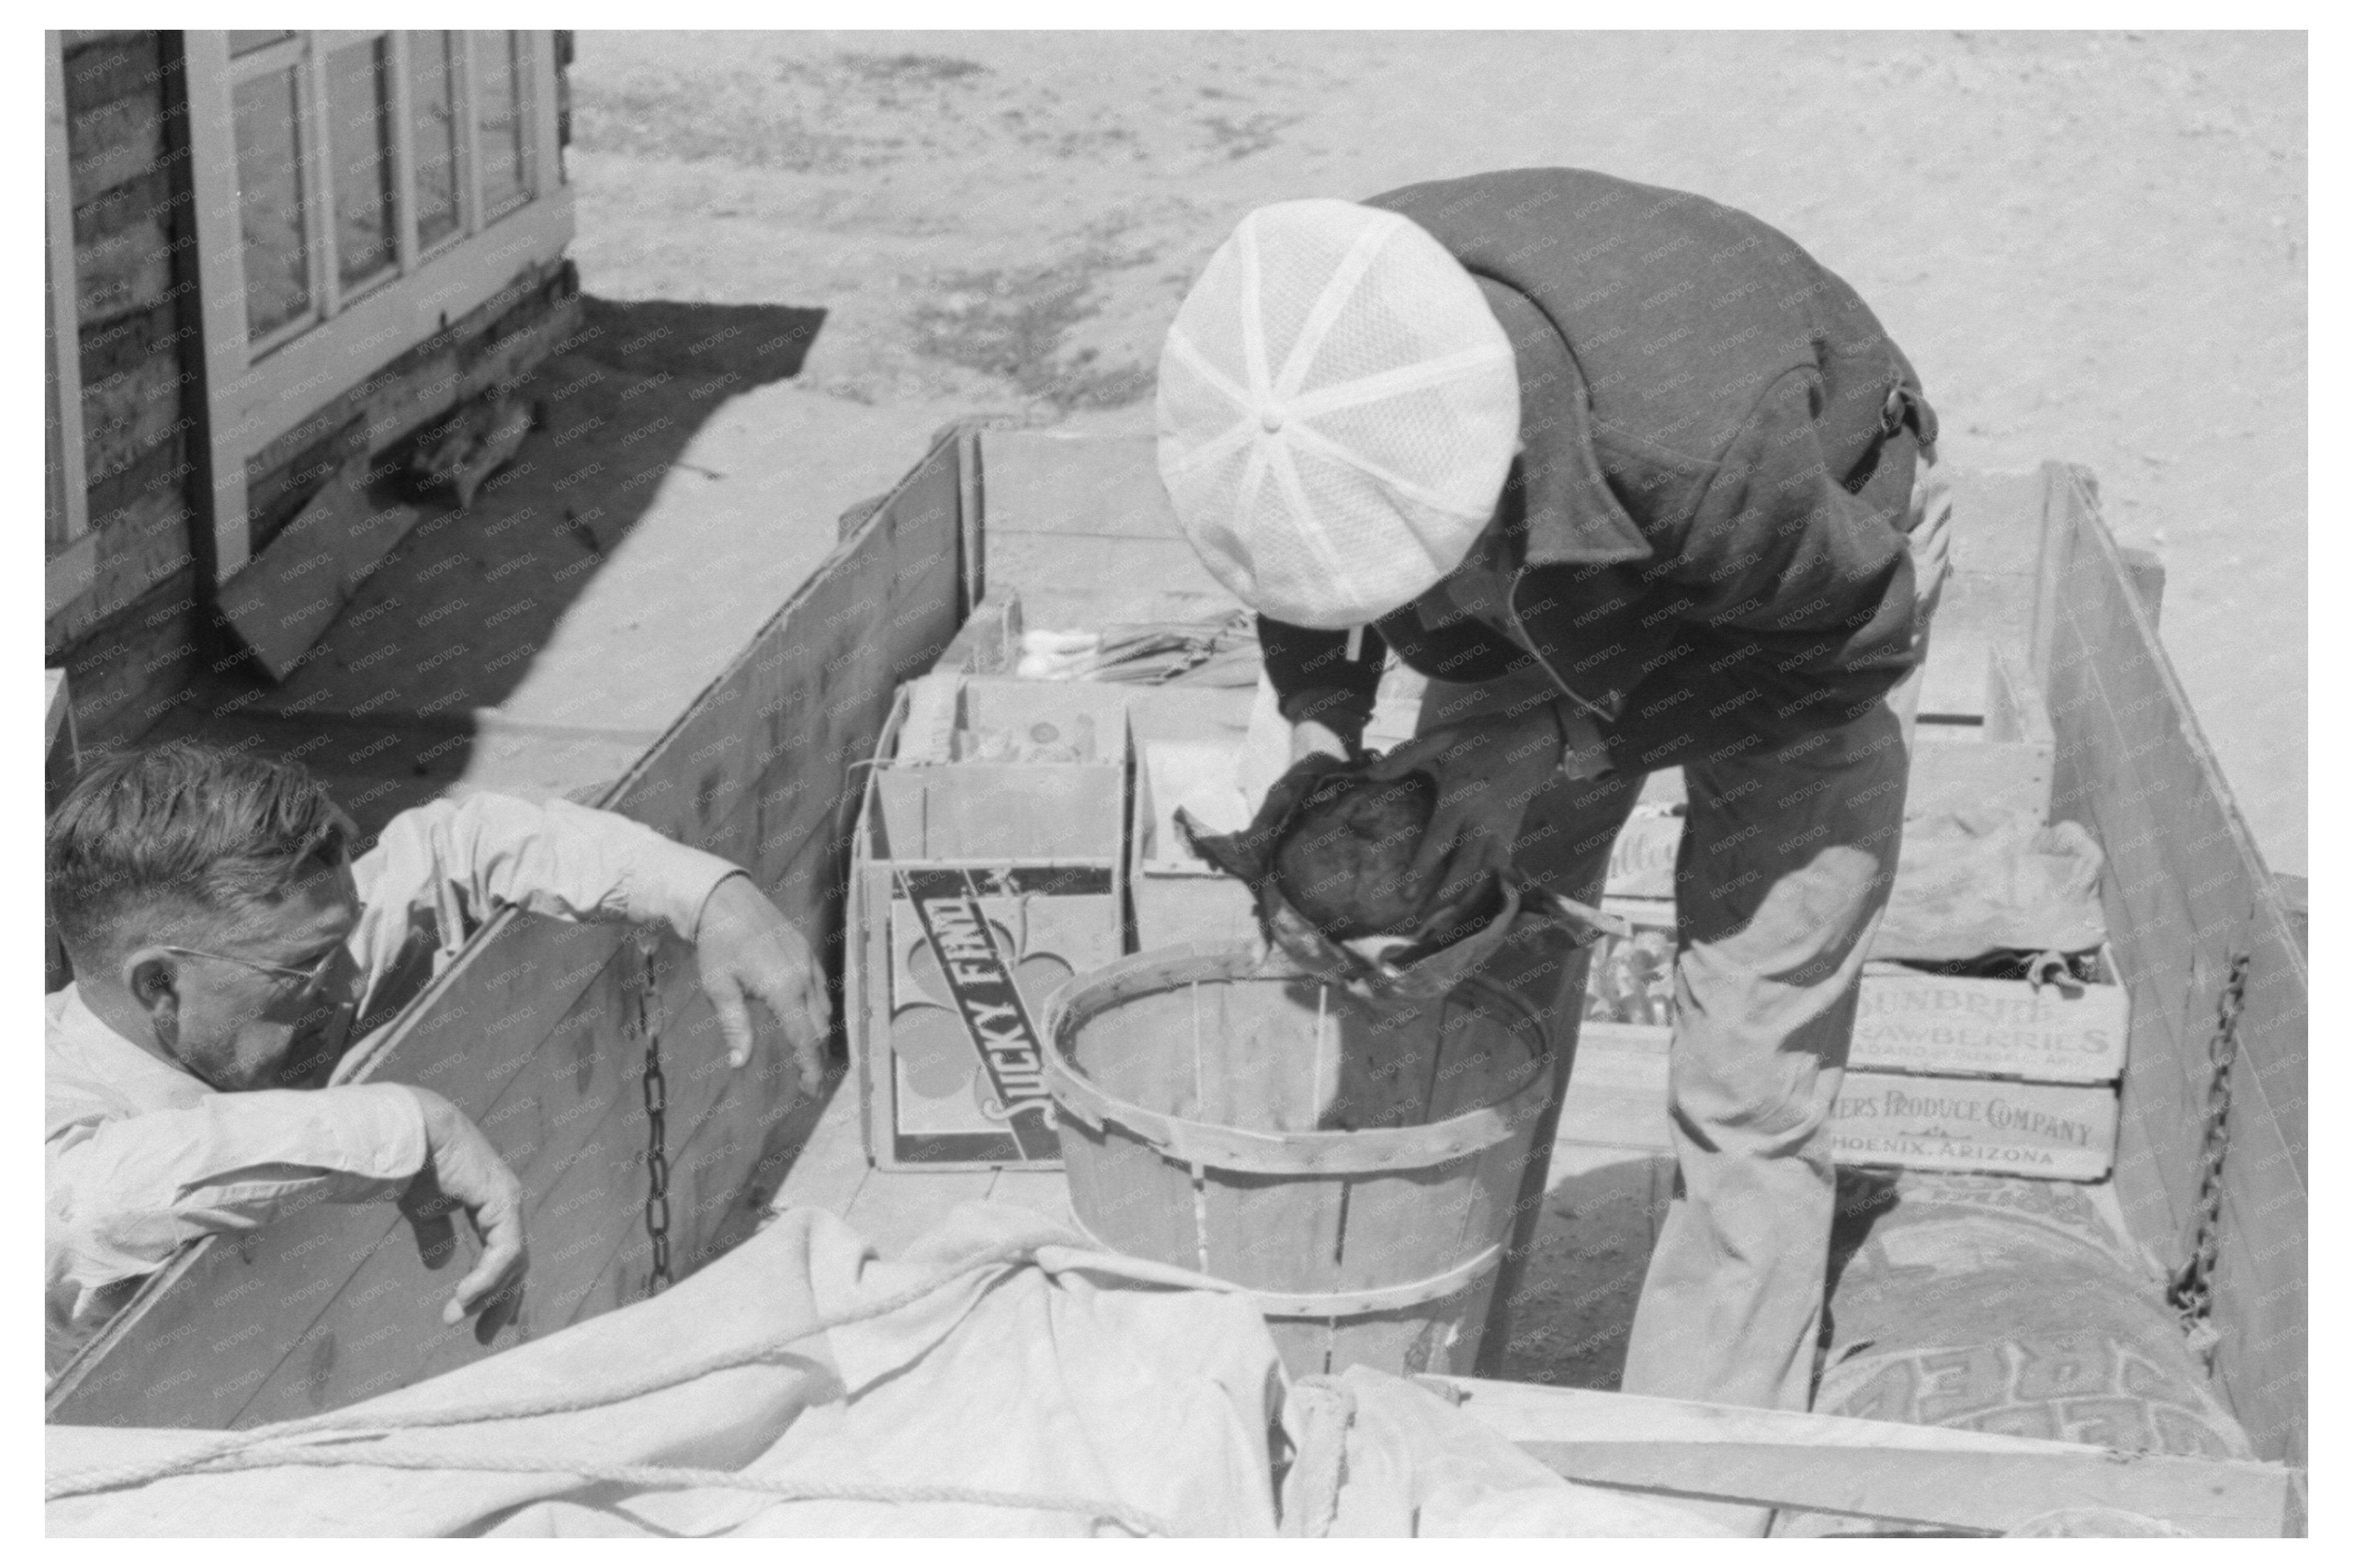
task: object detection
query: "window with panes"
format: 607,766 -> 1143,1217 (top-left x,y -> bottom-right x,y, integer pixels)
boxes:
224,29 -> 542,352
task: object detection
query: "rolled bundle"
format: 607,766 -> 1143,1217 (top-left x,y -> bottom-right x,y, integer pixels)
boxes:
1772,1169 -> 2257,1537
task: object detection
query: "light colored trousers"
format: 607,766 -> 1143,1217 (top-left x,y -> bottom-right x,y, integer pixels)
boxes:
1417,673 -> 1912,1413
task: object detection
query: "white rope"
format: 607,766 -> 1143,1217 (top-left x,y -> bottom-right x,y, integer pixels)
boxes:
49,1236 -> 1049,1505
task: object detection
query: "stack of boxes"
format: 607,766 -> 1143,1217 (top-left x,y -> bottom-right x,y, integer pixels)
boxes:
846,675 -> 1132,1171
1564,644 -> 2127,1180
850,636 -> 2126,1180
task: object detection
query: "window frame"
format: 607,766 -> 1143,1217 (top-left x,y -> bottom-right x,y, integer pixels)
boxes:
183,29 -> 570,580
45,33 -> 94,618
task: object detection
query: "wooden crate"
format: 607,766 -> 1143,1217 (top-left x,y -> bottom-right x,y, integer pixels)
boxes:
1129,738 -> 1259,953
849,677 -> 1133,1172
1849,952 -> 2127,1083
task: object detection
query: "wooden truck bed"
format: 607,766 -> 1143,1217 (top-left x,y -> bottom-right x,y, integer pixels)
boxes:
50,425 -> 2304,1530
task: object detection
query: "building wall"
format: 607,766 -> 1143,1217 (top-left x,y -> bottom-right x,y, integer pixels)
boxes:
48,31 -> 580,755
47,30 -> 208,752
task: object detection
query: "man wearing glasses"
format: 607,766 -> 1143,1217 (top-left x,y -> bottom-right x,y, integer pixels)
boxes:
45,740 -> 830,1374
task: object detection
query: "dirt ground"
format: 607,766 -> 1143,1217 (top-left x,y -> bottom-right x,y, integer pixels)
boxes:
565,28 -> 2307,875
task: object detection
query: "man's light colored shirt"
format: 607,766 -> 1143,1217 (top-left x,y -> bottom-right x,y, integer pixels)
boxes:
45,792 -> 739,1375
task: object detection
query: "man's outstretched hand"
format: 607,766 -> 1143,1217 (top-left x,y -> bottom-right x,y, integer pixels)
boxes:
691,873 -> 831,1094
402,1087 -> 528,1335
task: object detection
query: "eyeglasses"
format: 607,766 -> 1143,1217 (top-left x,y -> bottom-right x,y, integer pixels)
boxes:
160,943 -> 343,1000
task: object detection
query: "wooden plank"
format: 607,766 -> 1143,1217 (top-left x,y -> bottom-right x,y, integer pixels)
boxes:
2230,909 -> 2309,1188
2204,901 -> 2308,1470
1524,1439 -> 2283,1536
1918,571 -> 2035,668
1945,466 -> 2050,580
1914,626 -> 1991,721
47,915 -> 621,1427
843,1168 -> 994,1260
2209,1136 -> 2308,1469
78,353 -> 184,488
977,429 -> 1190,541
2049,617 -> 2209,1247
957,424 -> 986,611
969,423 -> 1233,626
1328,1271 -> 1497,1380
1202,1168 -> 1344,1293
1426,1374 -> 2292,1537
246,923 -> 795,1416
622,449 -> 959,862
218,454 -> 426,682
1984,642 -> 2053,751
981,533 -> 1239,628
2028,459 -> 2075,687
845,852 -> 894,1175
1905,736 -> 2052,826
931,587 -> 1022,676
1550,1021 -> 1671,1154
768,1069 -> 871,1219
2044,466 -> 2268,1270
537,991 -> 844,1338
45,35 -> 92,558
2037,465 -> 2304,1472
217,946 -> 645,1423
1134,874 -> 1259,953
1059,1117 -> 1202,1272
59,489 -> 195,646
1331,1162 -> 1475,1297
985,1168 -> 1076,1227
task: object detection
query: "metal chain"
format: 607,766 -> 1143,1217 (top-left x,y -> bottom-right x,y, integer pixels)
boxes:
2167,951 -> 2249,1362
636,937 -> 673,1296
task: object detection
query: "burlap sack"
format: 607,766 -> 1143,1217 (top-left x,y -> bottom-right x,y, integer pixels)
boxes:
1176,754 -> 1613,1001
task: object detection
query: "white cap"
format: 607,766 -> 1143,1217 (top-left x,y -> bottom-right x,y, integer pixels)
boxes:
1156,199 -> 1521,631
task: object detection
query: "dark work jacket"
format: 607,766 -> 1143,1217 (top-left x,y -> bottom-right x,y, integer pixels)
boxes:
1260,167 -> 1939,774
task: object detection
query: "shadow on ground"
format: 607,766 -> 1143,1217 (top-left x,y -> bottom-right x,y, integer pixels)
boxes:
153,297 -> 827,843
1494,1150 -> 1672,1390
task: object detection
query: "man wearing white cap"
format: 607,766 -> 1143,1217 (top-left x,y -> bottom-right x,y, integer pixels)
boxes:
1157,167 -> 1951,1429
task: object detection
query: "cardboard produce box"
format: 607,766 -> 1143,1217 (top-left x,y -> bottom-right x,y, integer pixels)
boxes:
848,676 -> 1131,1171
1552,901 -> 2125,1180
1848,952 -> 2127,1083
1820,1072 -> 2120,1181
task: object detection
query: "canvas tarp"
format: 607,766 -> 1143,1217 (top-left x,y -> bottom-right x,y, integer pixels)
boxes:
46,1202 -> 1722,1537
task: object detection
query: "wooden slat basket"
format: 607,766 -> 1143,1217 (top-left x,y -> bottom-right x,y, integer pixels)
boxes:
1042,943 -> 1554,1380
